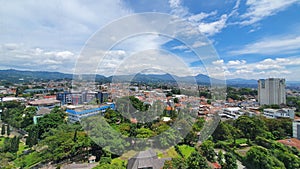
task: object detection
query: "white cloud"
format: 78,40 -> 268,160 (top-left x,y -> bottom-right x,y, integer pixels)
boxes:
0,0 -> 132,50
171,45 -> 189,50
0,44 -> 76,73
240,0 -> 300,25
169,0 -> 181,8
230,35 -> 300,55
212,59 -> 224,65
219,57 -> 300,80
198,14 -> 228,36
188,11 -> 217,22
227,60 -> 246,66
192,41 -> 208,48
168,0 -> 189,17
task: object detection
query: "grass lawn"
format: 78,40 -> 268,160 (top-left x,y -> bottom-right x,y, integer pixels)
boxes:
14,151 -> 43,168
157,147 -> 179,158
218,138 -> 248,147
17,141 -> 28,156
112,158 -> 127,166
235,138 -> 247,145
0,136 -> 4,146
178,145 -> 195,158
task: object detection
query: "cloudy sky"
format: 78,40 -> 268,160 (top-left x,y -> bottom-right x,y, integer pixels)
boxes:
1,0 -> 300,80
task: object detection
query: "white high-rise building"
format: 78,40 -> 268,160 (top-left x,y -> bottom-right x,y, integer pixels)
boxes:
293,119 -> 300,139
258,78 -> 286,105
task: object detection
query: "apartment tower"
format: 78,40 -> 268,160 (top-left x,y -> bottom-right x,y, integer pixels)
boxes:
258,78 -> 286,105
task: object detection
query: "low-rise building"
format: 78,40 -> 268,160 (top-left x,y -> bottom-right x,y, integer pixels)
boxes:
66,103 -> 115,123
220,107 -> 244,119
28,99 -> 61,108
263,108 -> 295,119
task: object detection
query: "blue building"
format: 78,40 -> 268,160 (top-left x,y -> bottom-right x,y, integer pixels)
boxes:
66,103 -> 115,123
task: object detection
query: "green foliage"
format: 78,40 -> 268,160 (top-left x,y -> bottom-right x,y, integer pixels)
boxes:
223,153 -> 237,169
200,140 -> 216,162
154,128 -> 181,149
1,124 -> 5,135
39,124 -> 90,162
26,126 -> 38,147
6,125 -> 10,136
255,137 -> 300,169
151,121 -> 170,135
192,117 -> 205,132
173,97 -> 179,104
14,151 -> 43,168
217,150 -> 224,166
274,149 -> 300,169
81,116 -> 129,155
136,127 -> 154,138
33,107 -> 66,139
245,146 -> 286,169
262,118 -> 292,139
99,156 -> 112,165
286,96 -> 300,111
1,136 -> 19,153
226,87 -> 257,100
177,145 -> 195,158
235,116 -> 266,142
163,158 -> 188,169
187,151 -> 209,169
212,121 -> 233,141
1,101 -> 26,128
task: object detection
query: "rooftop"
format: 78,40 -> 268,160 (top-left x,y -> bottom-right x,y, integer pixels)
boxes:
277,138 -> 300,150
29,99 -> 60,106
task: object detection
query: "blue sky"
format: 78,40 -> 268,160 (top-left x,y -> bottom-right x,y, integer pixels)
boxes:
1,0 -> 300,80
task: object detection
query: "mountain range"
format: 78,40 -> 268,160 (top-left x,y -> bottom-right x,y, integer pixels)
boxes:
0,69 -> 299,88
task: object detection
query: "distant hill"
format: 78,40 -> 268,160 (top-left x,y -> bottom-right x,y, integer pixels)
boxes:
1,69 -> 300,87
0,69 -> 73,83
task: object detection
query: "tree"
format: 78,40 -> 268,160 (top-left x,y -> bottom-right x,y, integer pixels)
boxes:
3,137 -> 11,152
99,156 -> 112,165
274,150 -> 300,169
192,117 -> 205,132
163,158 -> 188,169
223,153 -> 237,169
34,108 -> 66,138
200,140 -> 216,162
212,121 -> 232,141
10,136 -> 19,153
217,150 -> 224,167
245,146 -> 285,169
26,127 -> 39,147
1,124 -> 5,135
6,125 -> 10,136
136,128 -> 154,138
187,151 -> 209,169
235,116 -> 265,142
174,98 -> 179,104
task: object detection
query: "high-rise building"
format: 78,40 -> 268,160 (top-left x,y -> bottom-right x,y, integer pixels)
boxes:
258,78 -> 286,105
293,119 -> 300,139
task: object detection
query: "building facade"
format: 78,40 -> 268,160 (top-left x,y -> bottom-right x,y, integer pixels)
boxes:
258,78 -> 286,105
263,108 -> 295,119
66,103 -> 115,123
293,119 -> 300,139
57,91 -> 109,105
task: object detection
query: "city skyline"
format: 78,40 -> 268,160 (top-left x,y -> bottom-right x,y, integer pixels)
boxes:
1,1 -> 300,80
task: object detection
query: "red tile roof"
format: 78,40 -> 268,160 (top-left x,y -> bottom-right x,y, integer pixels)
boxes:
211,162 -> 222,169
277,138 -> 300,150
